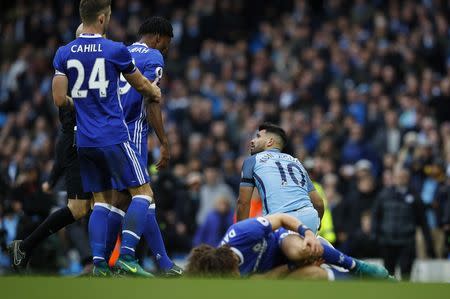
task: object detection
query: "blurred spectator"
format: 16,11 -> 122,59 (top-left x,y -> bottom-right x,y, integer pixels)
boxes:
193,196 -> 233,247
197,166 -> 234,225
1,0 -> 450,273
372,167 -> 435,279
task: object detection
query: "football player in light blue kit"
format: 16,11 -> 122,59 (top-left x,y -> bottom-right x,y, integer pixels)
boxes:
237,123 -> 324,233
52,0 -> 161,277
103,17 -> 182,276
186,213 -> 391,279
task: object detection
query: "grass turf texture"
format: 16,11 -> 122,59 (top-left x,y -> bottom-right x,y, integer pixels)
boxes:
0,277 -> 448,299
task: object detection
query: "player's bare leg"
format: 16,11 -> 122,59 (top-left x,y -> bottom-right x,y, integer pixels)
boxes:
250,265 -> 291,279
280,234 -> 322,263
281,234 -> 390,280
67,198 -> 91,220
285,265 -> 329,280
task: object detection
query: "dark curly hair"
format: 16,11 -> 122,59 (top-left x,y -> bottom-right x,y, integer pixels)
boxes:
185,244 -> 239,277
138,16 -> 173,38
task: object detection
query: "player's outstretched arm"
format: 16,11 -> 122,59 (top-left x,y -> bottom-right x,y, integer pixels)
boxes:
265,213 -> 303,231
309,190 -> 324,220
123,69 -> 161,102
236,186 -> 253,222
147,100 -> 169,169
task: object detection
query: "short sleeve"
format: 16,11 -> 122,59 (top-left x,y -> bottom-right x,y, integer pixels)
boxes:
237,218 -> 272,241
240,155 -> 256,187
143,51 -> 164,82
53,47 -> 66,76
112,43 -> 136,74
306,173 -> 315,192
223,217 -> 273,246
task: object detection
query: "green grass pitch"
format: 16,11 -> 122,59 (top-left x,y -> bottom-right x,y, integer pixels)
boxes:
0,277 -> 448,299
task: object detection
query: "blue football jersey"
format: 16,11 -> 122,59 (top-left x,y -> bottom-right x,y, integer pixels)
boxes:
119,42 -> 164,154
219,217 -> 284,276
240,149 -> 315,214
53,33 -> 136,147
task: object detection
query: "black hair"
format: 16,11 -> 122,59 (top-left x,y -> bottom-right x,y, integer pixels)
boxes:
79,0 -> 111,24
138,16 -> 173,38
259,122 -> 288,150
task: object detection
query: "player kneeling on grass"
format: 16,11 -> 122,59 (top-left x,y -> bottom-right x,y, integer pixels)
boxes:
186,213 -> 392,280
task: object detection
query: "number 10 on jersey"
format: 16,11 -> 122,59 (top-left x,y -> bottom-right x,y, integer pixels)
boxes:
275,161 -> 306,187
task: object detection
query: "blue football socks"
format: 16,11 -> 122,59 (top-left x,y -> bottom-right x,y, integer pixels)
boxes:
120,196 -> 150,257
89,203 -> 111,265
320,243 -> 356,270
105,206 -> 125,260
143,204 -> 174,271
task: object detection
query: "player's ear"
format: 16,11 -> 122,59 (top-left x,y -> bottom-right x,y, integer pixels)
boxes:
99,14 -> 104,25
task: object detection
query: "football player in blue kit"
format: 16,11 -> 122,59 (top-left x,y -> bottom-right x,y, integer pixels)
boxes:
186,213 -> 390,280
103,17 -> 183,276
52,0 -> 161,277
237,123 -> 325,232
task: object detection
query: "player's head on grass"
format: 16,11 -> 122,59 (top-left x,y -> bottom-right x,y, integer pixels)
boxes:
186,244 -> 240,277
138,16 -> 173,55
250,122 -> 287,155
79,0 -> 111,35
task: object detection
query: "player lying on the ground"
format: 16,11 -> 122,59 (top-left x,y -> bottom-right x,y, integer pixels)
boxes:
186,213 -> 391,280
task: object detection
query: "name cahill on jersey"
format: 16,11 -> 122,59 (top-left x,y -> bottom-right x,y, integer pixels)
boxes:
71,44 -> 103,53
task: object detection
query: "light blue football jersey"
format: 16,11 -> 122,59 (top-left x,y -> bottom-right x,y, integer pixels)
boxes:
240,149 -> 315,214
119,42 -> 164,155
53,33 -> 136,147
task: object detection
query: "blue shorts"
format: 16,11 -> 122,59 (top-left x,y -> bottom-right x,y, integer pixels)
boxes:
78,141 -> 150,192
286,206 -> 320,234
138,139 -> 148,167
130,130 -> 148,167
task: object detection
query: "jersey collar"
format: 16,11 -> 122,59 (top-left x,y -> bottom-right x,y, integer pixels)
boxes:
230,247 -> 244,266
266,148 -> 281,153
79,33 -> 103,38
132,42 -> 149,48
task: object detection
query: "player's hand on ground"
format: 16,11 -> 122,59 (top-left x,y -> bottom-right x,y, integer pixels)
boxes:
304,230 -> 321,256
156,143 -> 170,170
42,181 -> 52,193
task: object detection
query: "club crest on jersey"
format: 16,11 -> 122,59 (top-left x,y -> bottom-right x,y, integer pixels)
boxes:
259,153 -> 273,163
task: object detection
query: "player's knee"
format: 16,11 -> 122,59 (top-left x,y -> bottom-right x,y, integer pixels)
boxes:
110,190 -> 131,210
67,200 -> 91,220
129,183 -> 153,199
283,240 -> 312,260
